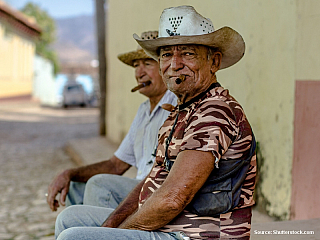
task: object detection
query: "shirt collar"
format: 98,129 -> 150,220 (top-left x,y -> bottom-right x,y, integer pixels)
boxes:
178,82 -> 221,110
147,90 -> 177,118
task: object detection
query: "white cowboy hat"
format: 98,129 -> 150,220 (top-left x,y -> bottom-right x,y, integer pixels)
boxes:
118,31 -> 158,67
133,6 -> 245,69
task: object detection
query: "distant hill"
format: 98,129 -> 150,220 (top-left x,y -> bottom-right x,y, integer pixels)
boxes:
53,15 -> 97,65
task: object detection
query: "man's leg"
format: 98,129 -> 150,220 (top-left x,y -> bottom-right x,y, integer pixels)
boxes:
65,181 -> 86,206
55,205 -> 178,240
83,174 -> 140,208
57,227 -> 179,240
55,205 -> 112,237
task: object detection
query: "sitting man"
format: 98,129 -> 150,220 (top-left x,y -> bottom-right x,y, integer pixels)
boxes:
55,6 -> 256,240
46,31 -> 177,211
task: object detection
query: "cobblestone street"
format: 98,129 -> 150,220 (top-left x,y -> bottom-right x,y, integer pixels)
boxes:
0,99 -> 99,240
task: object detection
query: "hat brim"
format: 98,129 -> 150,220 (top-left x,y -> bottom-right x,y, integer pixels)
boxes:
117,49 -> 153,67
134,26 -> 245,69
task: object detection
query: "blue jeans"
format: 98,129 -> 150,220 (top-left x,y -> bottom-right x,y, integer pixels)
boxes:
55,205 -> 182,240
66,174 -> 140,208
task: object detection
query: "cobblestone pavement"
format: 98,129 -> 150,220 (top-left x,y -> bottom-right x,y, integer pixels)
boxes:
0,99 -> 99,240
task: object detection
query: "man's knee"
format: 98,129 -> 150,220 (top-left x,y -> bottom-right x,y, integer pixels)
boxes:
56,205 -> 79,227
85,174 -> 120,197
57,227 -> 81,240
83,174 -> 114,206
55,206 -> 77,237
84,174 -> 139,208
86,174 -> 117,189
87,174 -> 108,187
85,174 -> 115,198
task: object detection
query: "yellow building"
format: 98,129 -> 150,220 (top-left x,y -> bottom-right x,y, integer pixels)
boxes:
106,0 -> 320,220
0,1 -> 41,98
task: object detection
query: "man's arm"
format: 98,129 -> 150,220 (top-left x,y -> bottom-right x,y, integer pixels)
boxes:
67,155 -> 131,182
46,155 -> 131,211
118,150 -> 215,230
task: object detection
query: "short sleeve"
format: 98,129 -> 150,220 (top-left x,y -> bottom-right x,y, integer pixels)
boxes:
180,100 -> 237,160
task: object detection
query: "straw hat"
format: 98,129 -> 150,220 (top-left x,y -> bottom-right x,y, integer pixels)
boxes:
133,6 -> 245,69
118,31 -> 158,67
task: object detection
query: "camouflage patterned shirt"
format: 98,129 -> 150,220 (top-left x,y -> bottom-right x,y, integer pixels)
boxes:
139,83 -> 257,239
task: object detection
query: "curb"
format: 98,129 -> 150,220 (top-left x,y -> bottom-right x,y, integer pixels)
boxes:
64,143 -> 85,166
64,136 -> 137,178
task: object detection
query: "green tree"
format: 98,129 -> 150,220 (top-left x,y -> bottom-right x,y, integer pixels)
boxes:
21,2 -> 59,74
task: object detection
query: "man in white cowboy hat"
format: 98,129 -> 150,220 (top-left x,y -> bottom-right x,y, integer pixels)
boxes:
55,6 -> 256,240
46,31 -> 177,212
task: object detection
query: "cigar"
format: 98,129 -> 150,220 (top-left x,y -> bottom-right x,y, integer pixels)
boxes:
131,80 -> 151,92
175,74 -> 186,84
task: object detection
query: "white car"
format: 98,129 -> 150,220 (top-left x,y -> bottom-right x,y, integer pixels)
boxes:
62,81 -> 87,108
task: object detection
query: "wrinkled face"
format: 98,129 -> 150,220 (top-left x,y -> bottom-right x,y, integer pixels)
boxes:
159,44 -> 221,102
133,59 -> 167,98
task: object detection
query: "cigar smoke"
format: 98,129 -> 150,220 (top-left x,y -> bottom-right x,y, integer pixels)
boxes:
175,75 -> 186,84
131,80 -> 152,92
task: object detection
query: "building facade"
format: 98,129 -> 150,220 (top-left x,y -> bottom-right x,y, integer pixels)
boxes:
0,1 -> 41,98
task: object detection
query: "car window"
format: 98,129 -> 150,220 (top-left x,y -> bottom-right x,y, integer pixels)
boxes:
67,85 -> 80,91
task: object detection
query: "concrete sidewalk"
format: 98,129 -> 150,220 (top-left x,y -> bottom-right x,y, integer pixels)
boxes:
65,136 -> 320,239
65,136 -> 138,178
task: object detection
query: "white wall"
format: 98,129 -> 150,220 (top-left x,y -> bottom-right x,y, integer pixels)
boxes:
33,55 -> 57,106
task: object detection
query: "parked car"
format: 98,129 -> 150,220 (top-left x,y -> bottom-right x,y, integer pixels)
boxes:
62,81 -> 87,108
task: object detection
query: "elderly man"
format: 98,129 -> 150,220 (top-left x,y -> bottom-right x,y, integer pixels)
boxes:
55,6 -> 256,240
46,31 -> 177,211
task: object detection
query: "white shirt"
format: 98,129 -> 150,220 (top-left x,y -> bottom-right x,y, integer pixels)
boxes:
114,90 -> 177,180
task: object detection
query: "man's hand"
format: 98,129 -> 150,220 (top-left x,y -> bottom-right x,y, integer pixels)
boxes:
46,170 -> 71,211
45,156 -> 131,211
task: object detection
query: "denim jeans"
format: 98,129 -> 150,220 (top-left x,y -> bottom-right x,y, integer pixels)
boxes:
55,205 -> 182,240
66,174 -> 140,208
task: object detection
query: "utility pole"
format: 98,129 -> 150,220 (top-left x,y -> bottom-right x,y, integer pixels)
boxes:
95,0 -> 107,135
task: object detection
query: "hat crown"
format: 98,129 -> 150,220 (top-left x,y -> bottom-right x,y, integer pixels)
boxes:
140,31 -> 158,40
159,5 -> 215,37
118,30 -> 158,66
137,31 -> 158,50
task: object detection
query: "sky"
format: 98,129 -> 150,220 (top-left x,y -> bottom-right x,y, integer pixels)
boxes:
4,0 -> 94,18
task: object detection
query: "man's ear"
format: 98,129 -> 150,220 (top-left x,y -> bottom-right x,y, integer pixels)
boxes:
211,52 -> 222,74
